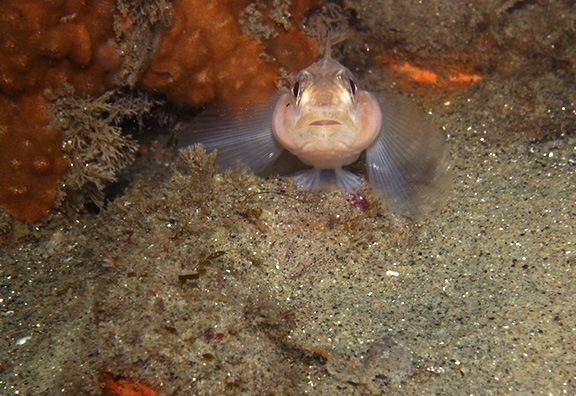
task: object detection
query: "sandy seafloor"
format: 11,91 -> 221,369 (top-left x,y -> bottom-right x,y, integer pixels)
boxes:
1,3 -> 576,396
1,110 -> 575,395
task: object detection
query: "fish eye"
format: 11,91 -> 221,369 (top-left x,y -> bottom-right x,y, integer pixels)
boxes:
292,81 -> 300,98
349,78 -> 357,96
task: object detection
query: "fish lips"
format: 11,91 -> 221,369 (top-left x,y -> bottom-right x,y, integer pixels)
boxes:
308,119 -> 342,126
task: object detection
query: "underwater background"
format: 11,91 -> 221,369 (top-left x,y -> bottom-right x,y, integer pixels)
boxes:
1,0 -> 575,394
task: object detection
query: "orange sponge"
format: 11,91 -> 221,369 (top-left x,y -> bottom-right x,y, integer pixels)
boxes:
0,0 -> 120,221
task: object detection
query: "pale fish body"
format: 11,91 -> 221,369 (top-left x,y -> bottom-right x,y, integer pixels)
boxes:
179,54 -> 451,218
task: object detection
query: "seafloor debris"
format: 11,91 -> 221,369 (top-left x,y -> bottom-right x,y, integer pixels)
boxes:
52,89 -> 160,209
324,336 -> 413,384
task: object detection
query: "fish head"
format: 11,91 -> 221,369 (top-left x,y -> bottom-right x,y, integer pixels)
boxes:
272,57 -> 382,169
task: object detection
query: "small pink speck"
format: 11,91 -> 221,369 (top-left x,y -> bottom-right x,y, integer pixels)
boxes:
349,193 -> 369,211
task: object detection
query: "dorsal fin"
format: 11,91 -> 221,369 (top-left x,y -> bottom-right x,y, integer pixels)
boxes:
321,29 -> 348,59
324,31 -> 332,59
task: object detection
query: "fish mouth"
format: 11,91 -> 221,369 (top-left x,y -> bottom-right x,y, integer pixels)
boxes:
308,120 -> 342,126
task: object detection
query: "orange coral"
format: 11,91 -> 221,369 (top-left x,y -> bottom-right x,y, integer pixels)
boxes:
102,371 -> 158,396
0,0 -> 120,221
266,27 -> 318,74
259,0 -> 321,73
0,93 -> 68,221
0,0 -> 119,97
141,0 -> 320,107
377,51 -> 482,93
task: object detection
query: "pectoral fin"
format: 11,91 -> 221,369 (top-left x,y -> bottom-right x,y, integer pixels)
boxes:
366,92 -> 452,219
179,93 -> 285,174
293,168 -> 362,192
